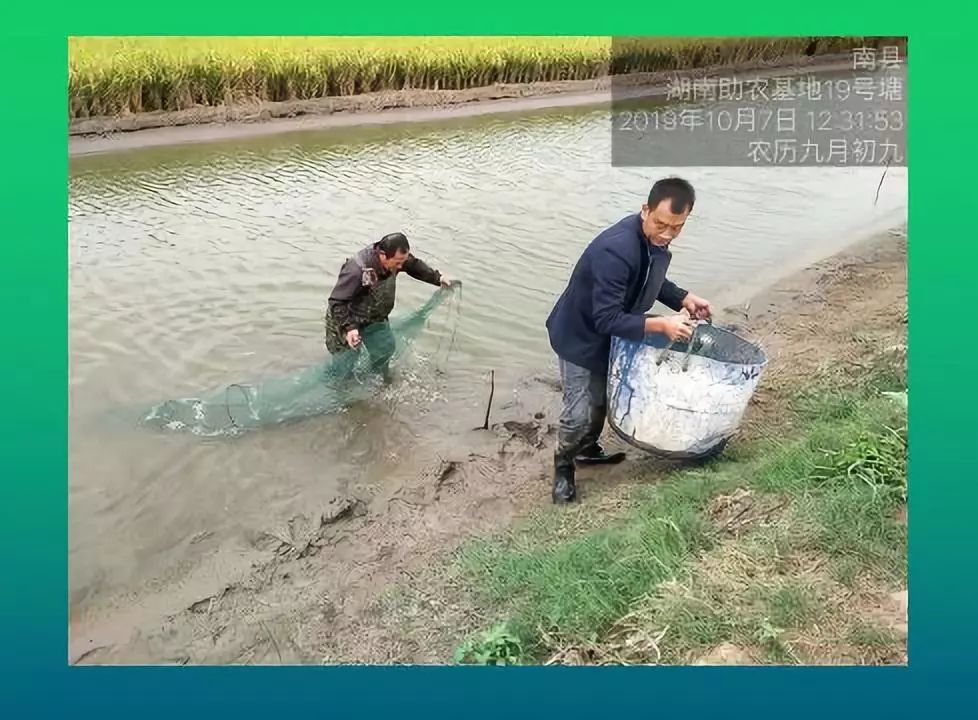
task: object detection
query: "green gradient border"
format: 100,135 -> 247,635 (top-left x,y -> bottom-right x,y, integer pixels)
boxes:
2,2 -> 976,715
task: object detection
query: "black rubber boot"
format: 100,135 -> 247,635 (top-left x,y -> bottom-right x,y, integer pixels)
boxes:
575,442 -> 627,465
552,453 -> 577,504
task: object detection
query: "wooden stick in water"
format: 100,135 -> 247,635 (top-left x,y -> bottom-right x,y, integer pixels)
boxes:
481,370 -> 495,430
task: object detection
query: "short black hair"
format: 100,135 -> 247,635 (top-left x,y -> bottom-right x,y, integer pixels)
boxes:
376,232 -> 410,256
648,177 -> 696,214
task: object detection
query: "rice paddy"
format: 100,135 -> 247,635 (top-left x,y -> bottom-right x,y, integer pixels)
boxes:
68,36 -> 904,120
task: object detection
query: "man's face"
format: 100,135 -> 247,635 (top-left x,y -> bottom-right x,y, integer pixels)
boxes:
640,199 -> 691,246
379,249 -> 409,272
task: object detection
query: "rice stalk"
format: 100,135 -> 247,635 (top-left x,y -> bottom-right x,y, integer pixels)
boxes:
68,36 -> 906,119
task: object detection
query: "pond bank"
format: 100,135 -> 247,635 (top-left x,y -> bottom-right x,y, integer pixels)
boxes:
70,52 -> 859,156
69,223 -> 907,665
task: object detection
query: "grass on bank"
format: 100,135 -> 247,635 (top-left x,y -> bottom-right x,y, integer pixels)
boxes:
68,35 -> 905,119
452,353 -> 907,665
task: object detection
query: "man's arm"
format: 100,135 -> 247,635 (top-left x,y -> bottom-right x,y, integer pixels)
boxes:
658,278 -> 689,312
591,245 -> 648,341
402,254 -> 442,287
592,247 -> 693,340
327,258 -> 365,333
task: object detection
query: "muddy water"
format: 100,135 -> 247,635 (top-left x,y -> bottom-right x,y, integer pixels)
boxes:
68,76 -> 908,626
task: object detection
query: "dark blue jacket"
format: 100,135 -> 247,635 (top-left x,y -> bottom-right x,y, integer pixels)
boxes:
546,213 -> 688,375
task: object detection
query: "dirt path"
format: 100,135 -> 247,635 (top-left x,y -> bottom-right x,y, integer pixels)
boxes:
69,54 -> 857,156
68,225 -> 907,666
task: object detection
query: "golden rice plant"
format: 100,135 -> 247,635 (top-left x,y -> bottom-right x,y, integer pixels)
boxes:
68,36 -> 905,120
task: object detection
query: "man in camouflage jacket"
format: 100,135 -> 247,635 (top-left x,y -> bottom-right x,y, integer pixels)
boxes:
324,232 -> 452,381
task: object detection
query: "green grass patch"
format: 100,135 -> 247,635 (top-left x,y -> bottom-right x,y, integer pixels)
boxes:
452,353 -> 907,664
847,619 -> 901,649
455,470 -> 725,656
763,582 -> 822,630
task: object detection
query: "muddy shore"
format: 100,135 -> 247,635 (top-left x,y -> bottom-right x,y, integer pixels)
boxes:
69,53 -> 859,157
68,223 -> 907,665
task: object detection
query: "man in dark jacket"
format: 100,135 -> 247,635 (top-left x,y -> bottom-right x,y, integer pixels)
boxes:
324,232 -> 452,381
545,177 -> 713,503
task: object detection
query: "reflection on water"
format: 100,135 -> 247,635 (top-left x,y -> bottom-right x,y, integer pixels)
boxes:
68,89 -> 908,617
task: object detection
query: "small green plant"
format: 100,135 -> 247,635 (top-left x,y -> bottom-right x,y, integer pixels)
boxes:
756,618 -> 783,646
453,623 -> 526,666
755,618 -> 798,663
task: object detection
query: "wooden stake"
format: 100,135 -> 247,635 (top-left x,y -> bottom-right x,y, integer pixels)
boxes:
481,370 -> 495,430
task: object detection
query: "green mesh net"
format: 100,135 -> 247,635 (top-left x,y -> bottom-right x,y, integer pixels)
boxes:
140,285 -> 461,437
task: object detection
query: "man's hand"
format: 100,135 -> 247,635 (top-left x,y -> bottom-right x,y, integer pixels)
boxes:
440,276 -> 454,289
646,312 -> 695,342
661,312 -> 696,342
682,292 -> 712,321
345,329 -> 361,349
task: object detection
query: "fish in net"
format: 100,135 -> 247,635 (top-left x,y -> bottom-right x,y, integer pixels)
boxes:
140,285 -> 461,438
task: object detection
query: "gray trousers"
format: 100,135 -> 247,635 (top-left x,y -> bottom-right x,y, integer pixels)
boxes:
555,358 -> 607,464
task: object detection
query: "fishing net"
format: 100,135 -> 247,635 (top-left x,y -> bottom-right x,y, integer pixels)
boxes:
140,285 -> 462,437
